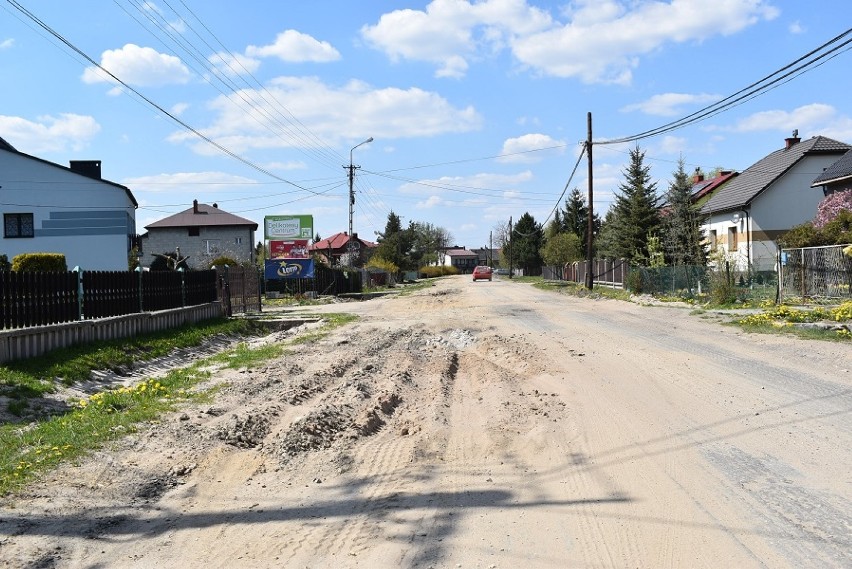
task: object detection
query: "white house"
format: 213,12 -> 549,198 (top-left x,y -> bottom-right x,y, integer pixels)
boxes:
700,134 -> 851,273
141,200 -> 257,269
0,136 -> 137,270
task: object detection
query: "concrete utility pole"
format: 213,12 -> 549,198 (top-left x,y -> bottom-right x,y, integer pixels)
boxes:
585,112 -> 594,290
346,137 -> 373,266
508,216 -> 513,279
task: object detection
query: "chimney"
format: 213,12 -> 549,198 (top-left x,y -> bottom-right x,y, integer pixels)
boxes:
692,167 -> 704,184
785,129 -> 800,149
193,199 -> 199,214
69,160 -> 102,180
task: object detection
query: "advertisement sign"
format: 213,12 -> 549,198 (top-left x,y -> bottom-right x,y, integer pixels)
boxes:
265,258 -> 315,280
264,215 -> 313,240
269,239 -> 309,259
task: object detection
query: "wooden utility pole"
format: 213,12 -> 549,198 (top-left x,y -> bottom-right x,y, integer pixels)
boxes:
585,112 -> 594,290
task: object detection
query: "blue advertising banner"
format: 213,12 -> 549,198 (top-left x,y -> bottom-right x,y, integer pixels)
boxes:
265,258 -> 315,280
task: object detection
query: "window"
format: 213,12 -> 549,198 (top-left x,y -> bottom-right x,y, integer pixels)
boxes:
4,213 -> 34,238
188,227 -> 200,237
234,237 -> 242,245
728,226 -> 738,252
204,239 -> 220,254
709,229 -> 717,250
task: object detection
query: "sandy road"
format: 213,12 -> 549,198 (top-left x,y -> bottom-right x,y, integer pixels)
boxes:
1,275 -> 850,568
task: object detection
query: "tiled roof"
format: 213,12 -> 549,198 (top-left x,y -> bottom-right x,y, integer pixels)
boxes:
446,248 -> 478,257
701,136 -> 851,214
690,171 -> 738,202
145,203 -> 257,230
811,148 -> 852,186
309,232 -> 377,250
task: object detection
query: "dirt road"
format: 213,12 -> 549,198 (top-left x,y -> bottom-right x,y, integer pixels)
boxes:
2,276 -> 850,568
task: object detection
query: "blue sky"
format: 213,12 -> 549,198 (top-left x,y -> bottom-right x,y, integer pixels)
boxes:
2,1 -> 851,249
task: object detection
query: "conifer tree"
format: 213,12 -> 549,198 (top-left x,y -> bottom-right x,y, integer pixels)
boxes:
607,145 -> 661,265
662,157 -> 707,266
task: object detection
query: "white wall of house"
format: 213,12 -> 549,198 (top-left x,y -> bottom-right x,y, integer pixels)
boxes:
703,154 -> 841,273
0,151 -> 136,270
142,225 -> 255,269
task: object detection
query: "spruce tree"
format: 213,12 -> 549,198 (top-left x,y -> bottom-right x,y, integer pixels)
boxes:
662,158 -> 708,267
511,212 -> 544,275
609,145 -> 661,265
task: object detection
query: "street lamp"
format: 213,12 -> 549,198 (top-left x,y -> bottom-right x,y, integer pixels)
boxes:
347,137 -> 373,266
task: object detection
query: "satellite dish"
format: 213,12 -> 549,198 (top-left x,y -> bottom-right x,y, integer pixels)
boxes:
731,212 -> 741,224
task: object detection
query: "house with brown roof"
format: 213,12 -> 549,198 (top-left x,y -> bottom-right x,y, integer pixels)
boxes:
141,200 -> 257,269
700,133 -> 851,273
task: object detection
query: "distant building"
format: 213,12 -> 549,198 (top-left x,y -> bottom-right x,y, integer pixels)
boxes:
141,200 -> 257,269
0,136 -> 137,270
309,232 -> 377,266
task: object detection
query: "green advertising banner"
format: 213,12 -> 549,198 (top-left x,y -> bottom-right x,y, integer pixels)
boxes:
264,215 -> 314,240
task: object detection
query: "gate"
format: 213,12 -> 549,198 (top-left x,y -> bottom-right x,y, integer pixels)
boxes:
216,266 -> 261,315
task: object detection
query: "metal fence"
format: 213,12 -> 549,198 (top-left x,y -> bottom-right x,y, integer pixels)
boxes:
780,244 -> 852,304
0,269 -> 218,329
560,259 -> 630,288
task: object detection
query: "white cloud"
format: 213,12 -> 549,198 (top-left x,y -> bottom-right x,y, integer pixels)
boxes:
513,0 -> 779,84
169,76 -> 482,152
122,171 -> 257,193
657,135 -> 688,155
399,171 -> 534,197
209,52 -> 261,78
0,38 -> 14,50
363,0 -> 777,82
498,133 -> 566,163
246,30 -> 340,62
142,1 -> 185,34
264,161 -> 308,171
621,92 -> 721,116
729,103 -> 838,133
789,21 -> 805,34
361,0 -> 552,78
171,102 -> 189,116
0,113 -> 100,154
81,44 -> 191,88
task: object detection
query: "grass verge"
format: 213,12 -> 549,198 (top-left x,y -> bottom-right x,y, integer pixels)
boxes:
0,312 -> 357,496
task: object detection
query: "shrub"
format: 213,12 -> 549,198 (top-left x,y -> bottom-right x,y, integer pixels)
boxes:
209,256 -> 239,268
366,257 -> 399,274
0,254 -> 9,271
625,269 -> 644,293
814,189 -> 852,229
418,265 -> 459,278
11,252 -> 67,272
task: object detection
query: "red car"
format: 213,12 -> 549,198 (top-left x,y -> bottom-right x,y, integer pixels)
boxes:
472,266 -> 493,281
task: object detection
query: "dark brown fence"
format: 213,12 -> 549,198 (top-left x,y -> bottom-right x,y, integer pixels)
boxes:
0,271 -> 78,329
0,269 -> 219,330
216,266 -> 261,315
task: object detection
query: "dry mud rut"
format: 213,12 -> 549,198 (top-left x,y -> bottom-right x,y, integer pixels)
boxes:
2,276 -> 851,569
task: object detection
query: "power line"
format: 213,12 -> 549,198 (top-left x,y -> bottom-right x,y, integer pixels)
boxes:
6,0 -> 325,197
599,27 -> 852,145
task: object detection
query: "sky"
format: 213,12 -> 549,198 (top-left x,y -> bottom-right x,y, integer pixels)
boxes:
2,0 -> 851,250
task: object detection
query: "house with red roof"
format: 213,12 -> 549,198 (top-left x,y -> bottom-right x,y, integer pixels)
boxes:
309,232 -> 377,266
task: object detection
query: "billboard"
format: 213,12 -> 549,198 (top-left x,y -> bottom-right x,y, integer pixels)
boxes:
265,258 -> 315,280
269,239 -> 309,259
264,215 -> 313,240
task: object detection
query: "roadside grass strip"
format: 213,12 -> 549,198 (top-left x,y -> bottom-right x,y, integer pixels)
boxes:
0,313 -> 357,495
738,301 -> 852,339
